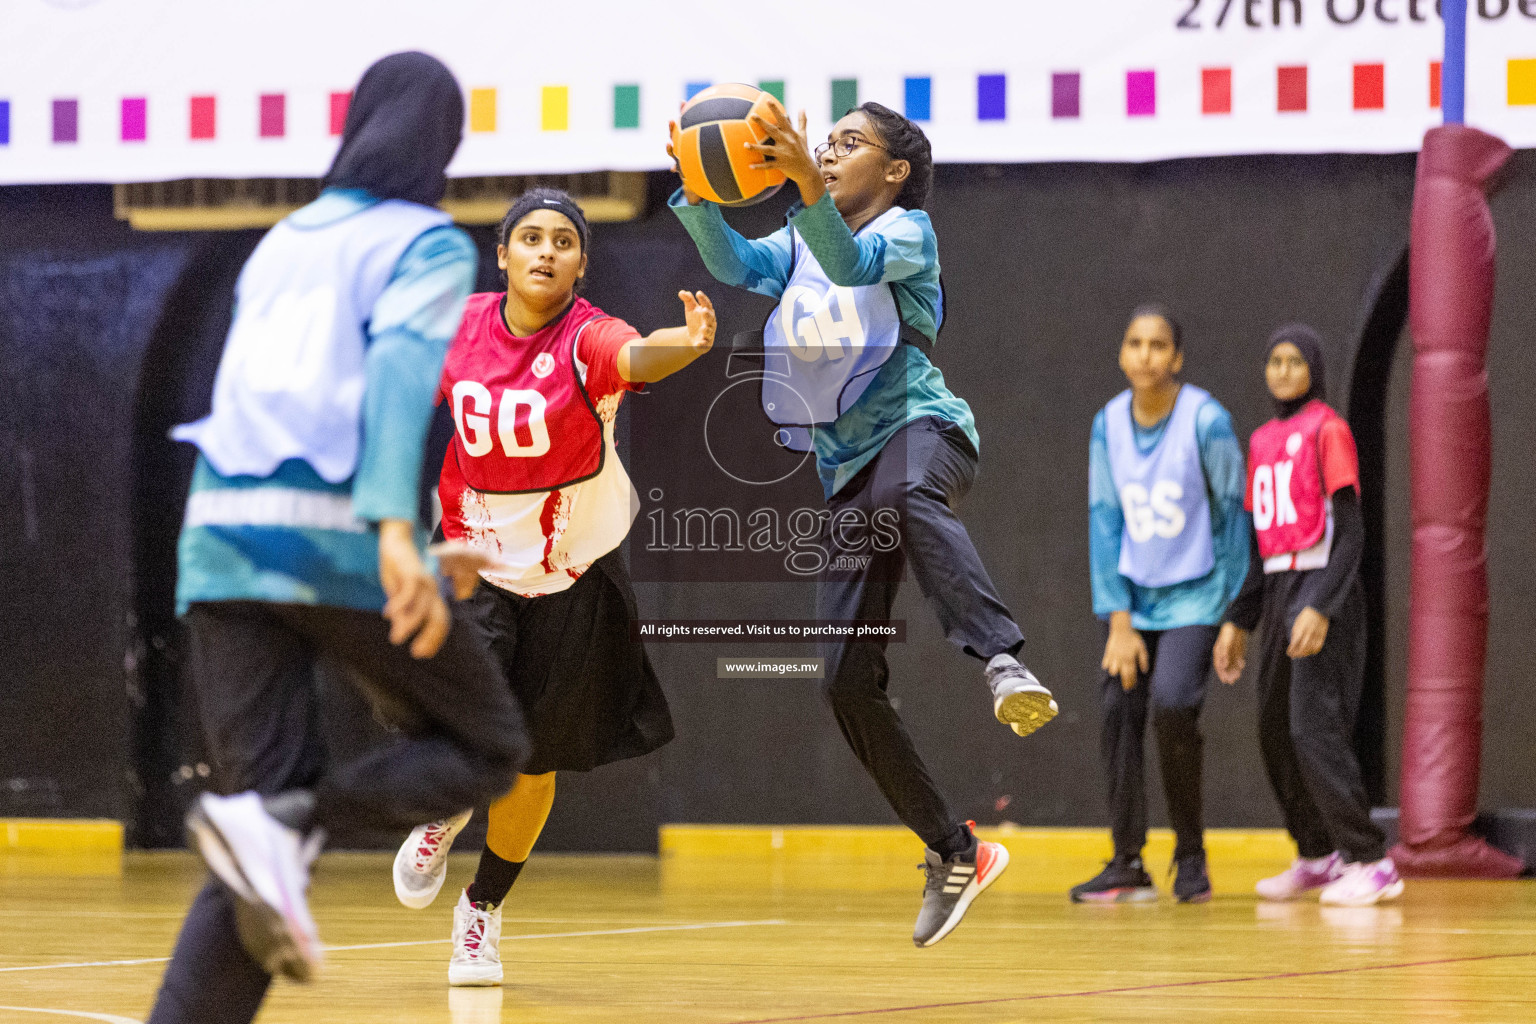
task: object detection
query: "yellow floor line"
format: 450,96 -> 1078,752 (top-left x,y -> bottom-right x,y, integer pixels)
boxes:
0,818 -> 122,855
661,824 -> 1297,862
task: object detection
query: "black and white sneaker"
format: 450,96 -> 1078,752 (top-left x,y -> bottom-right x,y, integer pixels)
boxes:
1069,854 -> 1158,904
913,832 -> 1010,947
986,655 -> 1059,738
187,791 -> 324,982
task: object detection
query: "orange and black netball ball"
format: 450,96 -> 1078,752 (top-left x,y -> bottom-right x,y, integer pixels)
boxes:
671,84 -> 788,207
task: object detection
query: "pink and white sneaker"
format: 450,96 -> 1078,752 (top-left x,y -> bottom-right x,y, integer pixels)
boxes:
1255,852 -> 1345,901
1319,858 -> 1404,907
394,809 -> 473,910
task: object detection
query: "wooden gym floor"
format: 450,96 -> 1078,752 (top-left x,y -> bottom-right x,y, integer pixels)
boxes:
2,831 -> 1535,1024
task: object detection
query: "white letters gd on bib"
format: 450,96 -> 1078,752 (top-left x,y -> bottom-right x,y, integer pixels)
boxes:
452,381 -> 551,459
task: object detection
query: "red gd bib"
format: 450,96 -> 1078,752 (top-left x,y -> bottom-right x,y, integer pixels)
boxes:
1247,400 -> 1337,559
440,293 -> 606,495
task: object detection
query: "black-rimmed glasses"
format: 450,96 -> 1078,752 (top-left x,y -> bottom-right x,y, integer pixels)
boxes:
813,135 -> 888,163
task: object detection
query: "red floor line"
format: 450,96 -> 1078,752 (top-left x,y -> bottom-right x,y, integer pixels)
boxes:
728,950 -> 1536,1023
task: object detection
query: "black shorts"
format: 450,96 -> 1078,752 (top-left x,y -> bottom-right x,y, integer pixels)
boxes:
465,550 -> 673,774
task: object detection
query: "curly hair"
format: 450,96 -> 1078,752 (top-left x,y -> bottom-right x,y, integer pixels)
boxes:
854,101 -> 934,210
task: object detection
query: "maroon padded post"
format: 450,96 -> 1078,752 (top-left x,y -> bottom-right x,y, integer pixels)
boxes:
1394,124 -> 1522,878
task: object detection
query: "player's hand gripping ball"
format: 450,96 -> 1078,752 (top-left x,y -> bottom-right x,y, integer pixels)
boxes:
669,84 -> 788,206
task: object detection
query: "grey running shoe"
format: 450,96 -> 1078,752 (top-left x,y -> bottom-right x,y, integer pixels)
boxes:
986,655 -> 1059,737
1069,854 -> 1158,903
913,833 -> 1010,947
1172,850 -> 1212,904
187,791 -> 325,982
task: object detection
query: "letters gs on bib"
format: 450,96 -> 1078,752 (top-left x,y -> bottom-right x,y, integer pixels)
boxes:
1251,432 -> 1306,532
1121,482 -> 1189,543
453,381 -> 551,459
1178,0 -> 1535,29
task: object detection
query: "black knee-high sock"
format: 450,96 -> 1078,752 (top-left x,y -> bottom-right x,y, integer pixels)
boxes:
465,846 -> 525,907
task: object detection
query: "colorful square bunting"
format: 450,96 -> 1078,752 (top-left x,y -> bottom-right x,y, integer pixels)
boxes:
121,97 -> 146,141
613,84 -> 640,129
1051,73 -> 1080,119
1511,59 -> 1536,106
831,79 -> 857,120
329,92 -> 350,136
0,61 -> 1506,158
190,95 -> 216,139
904,77 -> 931,121
1354,64 -> 1385,111
541,86 -> 569,131
977,74 -> 1005,120
53,99 -> 78,143
1277,66 -> 1308,113
1126,70 -> 1155,117
1203,68 -> 1232,115
259,94 -> 285,137
470,88 -> 496,132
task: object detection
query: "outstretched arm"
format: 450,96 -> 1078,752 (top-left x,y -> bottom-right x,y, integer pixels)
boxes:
667,130 -> 794,298
618,291 -> 718,384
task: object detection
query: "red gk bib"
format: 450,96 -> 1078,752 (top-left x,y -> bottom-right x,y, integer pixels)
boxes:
1247,400 -> 1338,560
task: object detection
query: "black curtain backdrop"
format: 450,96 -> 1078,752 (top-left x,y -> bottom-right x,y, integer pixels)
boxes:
1,153 -> 1532,850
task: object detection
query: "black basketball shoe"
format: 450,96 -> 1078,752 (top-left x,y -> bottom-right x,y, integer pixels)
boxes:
1069,854 -> 1158,903
1172,850 -> 1212,904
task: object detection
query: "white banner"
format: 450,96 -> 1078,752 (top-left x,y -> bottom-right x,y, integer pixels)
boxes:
0,0 -> 1532,184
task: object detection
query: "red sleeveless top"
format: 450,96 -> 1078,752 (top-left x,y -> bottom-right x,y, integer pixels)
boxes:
1246,400 -> 1356,560
440,293 -> 608,495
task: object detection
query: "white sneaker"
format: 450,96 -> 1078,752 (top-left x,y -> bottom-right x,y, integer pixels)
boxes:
986,655 -> 1059,738
1255,852 -> 1345,901
1319,858 -> 1405,907
394,810 -> 473,909
187,791 -> 324,983
449,889 -> 503,987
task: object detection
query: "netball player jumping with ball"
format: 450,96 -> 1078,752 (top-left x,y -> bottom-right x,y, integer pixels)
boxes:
391,188 -> 714,986
669,103 -> 1056,947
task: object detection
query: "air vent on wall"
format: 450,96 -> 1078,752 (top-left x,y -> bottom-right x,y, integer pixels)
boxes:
112,172 -> 647,231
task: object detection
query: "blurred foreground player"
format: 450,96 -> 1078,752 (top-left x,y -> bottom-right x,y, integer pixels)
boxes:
1213,325 -> 1402,907
392,188 -> 715,985
669,102 -> 1056,946
147,53 -> 527,1023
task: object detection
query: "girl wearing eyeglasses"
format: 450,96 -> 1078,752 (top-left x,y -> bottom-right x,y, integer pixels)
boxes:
668,101 -> 1056,948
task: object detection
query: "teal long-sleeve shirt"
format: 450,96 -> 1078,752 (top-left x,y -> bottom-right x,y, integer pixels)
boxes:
1089,396 -> 1249,631
175,189 -> 477,613
669,189 -> 976,498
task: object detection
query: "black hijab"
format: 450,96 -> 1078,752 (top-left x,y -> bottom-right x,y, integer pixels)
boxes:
323,52 -> 464,207
1265,323 -> 1326,419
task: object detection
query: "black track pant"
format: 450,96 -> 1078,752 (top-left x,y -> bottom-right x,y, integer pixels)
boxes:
1253,576 -> 1384,863
147,600 -> 527,1024
815,417 -> 1025,851
1099,623 -> 1217,860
